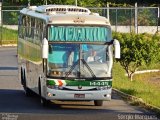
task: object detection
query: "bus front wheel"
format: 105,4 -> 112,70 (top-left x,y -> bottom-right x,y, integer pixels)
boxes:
94,100 -> 103,106
23,71 -> 32,96
39,81 -> 50,106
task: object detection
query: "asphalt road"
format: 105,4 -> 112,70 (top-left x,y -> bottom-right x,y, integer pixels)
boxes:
0,47 -> 159,120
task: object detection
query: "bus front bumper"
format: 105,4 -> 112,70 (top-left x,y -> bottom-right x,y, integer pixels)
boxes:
45,88 -> 112,101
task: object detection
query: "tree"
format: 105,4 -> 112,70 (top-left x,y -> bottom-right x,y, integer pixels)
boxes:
113,32 -> 160,81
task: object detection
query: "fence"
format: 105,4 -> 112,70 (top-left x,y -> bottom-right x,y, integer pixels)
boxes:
0,5 -> 159,45
89,6 -> 159,34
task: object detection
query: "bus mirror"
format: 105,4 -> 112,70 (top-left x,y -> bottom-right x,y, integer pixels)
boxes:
42,38 -> 48,59
113,39 -> 120,59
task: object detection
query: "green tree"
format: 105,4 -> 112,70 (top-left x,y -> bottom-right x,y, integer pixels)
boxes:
113,32 -> 160,81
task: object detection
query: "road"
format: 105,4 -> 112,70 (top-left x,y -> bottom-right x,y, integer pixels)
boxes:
0,47 -> 159,120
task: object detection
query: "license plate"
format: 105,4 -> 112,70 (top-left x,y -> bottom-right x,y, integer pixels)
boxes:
74,94 -> 85,98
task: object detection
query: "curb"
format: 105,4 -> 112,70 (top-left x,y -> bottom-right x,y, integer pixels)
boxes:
112,88 -> 160,117
125,70 -> 160,76
134,70 -> 160,74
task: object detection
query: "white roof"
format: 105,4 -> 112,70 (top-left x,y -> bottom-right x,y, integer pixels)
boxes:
20,5 -> 110,26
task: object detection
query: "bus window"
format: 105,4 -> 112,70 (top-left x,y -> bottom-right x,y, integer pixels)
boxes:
48,44 -> 79,69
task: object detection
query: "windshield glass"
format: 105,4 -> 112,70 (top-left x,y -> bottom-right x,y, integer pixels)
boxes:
48,43 -> 112,79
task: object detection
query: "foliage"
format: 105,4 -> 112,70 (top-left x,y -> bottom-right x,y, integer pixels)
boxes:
109,7 -> 157,26
2,5 -> 23,25
3,0 -> 102,7
3,0 -> 160,6
138,8 -> 157,26
2,11 -> 19,25
113,32 -> 160,81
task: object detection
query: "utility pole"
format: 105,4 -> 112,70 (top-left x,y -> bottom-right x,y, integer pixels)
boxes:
157,7 -> 159,32
107,3 -> 109,20
135,2 -> 138,34
45,0 -> 47,5
75,0 -> 77,6
28,0 -> 30,7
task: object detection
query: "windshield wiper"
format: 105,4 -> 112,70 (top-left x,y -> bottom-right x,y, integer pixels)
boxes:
81,59 -> 96,78
65,59 -> 96,78
65,60 -> 79,78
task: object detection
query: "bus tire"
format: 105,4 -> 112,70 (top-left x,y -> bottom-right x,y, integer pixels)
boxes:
21,68 -> 24,85
23,71 -> 32,97
94,100 -> 103,106
38,80 -> 50,107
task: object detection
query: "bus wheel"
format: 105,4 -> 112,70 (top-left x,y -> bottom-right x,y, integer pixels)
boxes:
94,100 -> 103,106
39,81 -> 50,107
21,68 -> 24,85
23,72 -> 32,96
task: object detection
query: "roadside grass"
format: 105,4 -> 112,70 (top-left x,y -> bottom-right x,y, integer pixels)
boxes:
113,62 -> 160,108
139,63 -> 160,70
0,27 -> 17,44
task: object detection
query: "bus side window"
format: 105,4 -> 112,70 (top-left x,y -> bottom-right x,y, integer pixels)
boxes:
19,15 -> 25,39
31,17 -> 35,39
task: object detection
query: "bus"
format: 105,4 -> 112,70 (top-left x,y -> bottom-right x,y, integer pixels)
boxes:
18,5 -> 120,106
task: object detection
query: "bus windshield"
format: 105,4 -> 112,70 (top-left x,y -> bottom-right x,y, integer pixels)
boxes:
48,43 -> 112,79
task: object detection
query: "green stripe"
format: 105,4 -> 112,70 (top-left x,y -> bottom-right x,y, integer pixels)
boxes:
47,79 -> 112,87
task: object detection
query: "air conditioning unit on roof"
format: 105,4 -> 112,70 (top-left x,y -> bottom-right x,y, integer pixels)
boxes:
35,5 -> 91,14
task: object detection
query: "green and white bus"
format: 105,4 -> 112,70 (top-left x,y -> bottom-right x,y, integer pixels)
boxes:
18,5 -> 120,106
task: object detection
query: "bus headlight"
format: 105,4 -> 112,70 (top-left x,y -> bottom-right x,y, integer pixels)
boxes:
47,92 -> 52,97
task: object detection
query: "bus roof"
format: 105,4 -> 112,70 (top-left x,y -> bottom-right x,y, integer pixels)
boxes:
20,5 -> 110,26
